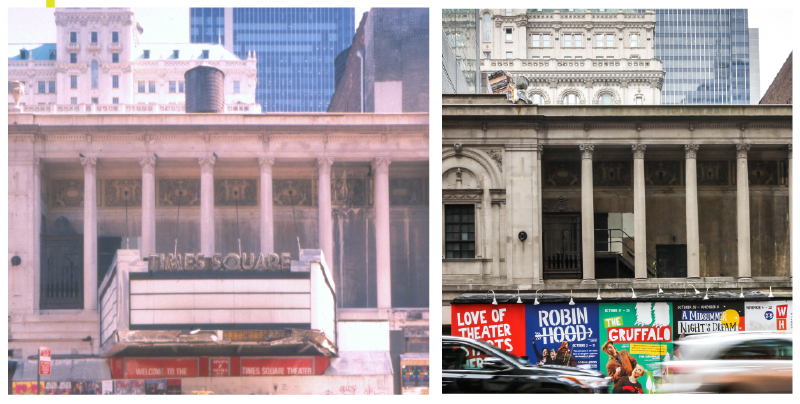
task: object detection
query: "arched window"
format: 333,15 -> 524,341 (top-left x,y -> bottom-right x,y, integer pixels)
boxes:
563,93 -> 578,105
91,60 -> 98,89
600,93 -> 614,105
531,93 -> 542,104
483,13 -> 491,41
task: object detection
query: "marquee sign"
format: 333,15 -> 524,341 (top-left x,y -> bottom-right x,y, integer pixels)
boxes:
148,252 -> 292,272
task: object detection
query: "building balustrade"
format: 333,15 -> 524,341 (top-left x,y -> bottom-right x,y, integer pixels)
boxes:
10,102 -> 262,114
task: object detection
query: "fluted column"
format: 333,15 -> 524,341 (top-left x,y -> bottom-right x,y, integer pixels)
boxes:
139,156 -> 156,257
580,144 -> 595,281
318,157 -> 334,264
685,145 -> 700,279
259,157 -> 275,254
373,157 -> 392,308
199,156 -> 216,256
81,157 -> 98,310
736,143 -> 752,281
632,144 -> 648,281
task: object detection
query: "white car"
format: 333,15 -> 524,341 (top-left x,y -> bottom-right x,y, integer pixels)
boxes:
660,332 -> 792,393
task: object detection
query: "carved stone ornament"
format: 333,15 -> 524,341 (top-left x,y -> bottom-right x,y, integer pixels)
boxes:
631,144 -> 646,159
372,157 -> 391,174
537,144 -> 545,159
454,143 -> 463,156
736,143 -> 751,159
139,156 -> 156,173
273,179 -> 312,206
789,144 -> 793,159
105,179 -> 142,207
318,157 -> 334,174
644,161 -> 680,186
486,149 -> 503,172
685,144 -> 699,159
544,162 -> 580,187
258,157 -> 275,173
215,179 -> 257,206
51,180 -> 84,207
198,156 -> 216,173
158,179 -> 200,206
579,144 -> 594,159
332,171 -> 368,208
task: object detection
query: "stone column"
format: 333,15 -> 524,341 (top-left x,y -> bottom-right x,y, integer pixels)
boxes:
685,145 -> 701,279
537,144 -> 544,281
531,145 -> 542,283
139,156 -> 156,257
199,156 -> 216,256
33,158 -> 42,311
481,176 -> 493,266
318,157 -> 334,265
81,157 -> 98,310
789,145 -> 792,279
632,144 -> 648,281
373,157 -> 392,308
736,143 -> 752,281
259,157 -> 275,254
580,144 -> 595,282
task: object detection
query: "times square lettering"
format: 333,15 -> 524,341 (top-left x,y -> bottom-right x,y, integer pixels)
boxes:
148,252 -> 292,272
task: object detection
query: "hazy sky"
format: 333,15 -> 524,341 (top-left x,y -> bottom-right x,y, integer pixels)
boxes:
7,7 -> 792,99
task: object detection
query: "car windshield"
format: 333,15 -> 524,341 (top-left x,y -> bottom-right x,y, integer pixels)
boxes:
468,338 -> 531,367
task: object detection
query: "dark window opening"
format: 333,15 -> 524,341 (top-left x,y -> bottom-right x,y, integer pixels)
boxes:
444,204 -> 475,259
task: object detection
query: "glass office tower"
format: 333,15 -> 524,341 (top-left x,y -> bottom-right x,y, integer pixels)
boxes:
650,9 -> 753,105
191,8 -> 355,112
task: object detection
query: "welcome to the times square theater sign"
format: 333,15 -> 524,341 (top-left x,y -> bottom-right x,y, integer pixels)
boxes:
148,252 -> 292,272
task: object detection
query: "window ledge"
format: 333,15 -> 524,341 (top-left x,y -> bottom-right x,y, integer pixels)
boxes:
442,258 -> 492,263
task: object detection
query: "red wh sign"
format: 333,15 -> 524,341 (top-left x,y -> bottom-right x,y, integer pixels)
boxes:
776,305 -> 788,318
39,347 -> 51,376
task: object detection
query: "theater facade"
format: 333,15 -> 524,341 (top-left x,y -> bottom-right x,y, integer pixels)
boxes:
8,111 -> 429,394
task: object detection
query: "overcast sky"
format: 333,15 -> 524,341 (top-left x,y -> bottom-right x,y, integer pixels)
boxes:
7,7 -> 791,100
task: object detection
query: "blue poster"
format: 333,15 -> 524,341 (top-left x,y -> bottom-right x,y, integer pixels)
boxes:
525,303 -> 600,371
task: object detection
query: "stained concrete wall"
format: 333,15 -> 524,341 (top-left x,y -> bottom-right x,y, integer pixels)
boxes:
180,375 -> 393,395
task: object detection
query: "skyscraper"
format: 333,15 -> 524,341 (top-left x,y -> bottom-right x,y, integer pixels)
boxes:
649,9 -> 755,104
190,8 -> 355,112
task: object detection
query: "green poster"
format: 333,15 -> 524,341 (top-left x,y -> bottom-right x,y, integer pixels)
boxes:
599,302 -> 673,394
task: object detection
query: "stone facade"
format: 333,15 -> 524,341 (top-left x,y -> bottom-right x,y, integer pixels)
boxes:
479,9 -> 664,104
760,52 -> 793,105
8,8 -> 258,112
442,93 -> 792,326
8,112 -> 429,366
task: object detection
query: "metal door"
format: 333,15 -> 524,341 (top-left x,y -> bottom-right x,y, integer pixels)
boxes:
542,213 -> 582,280
40,235 -> 83,309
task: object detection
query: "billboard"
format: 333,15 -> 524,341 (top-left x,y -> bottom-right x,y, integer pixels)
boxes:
598,302 -> 673,394
450,304 -> 527,357
745,300 -> 793,333
525,303 -> 600,370
673,301 -> 744,337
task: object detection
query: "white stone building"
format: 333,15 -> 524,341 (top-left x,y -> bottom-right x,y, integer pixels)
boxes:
479,9 -> 664,105
8,8 -> 259,113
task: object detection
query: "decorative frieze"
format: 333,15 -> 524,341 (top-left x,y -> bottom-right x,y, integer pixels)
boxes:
644,161 -> 681,186
543,162 -> 580,187
104,179 -> 142,206
158,179 -> 200,206
593,162 -> 631,186
390,178 -> 428,205
51,180 -> 84,207
214,179 -> 257,206
748,161 -> 778,186
332,171 -> 368,207
486,149 -> 503,171
696,161 -> 729,186
273,179 -> 312,206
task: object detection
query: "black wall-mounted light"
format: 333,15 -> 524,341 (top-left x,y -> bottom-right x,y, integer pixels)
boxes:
518,231 -> 527,241
10,256 -> 21,266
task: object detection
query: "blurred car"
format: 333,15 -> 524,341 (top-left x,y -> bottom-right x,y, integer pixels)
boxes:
660,332 -> 792,393
443,336 -> 610,393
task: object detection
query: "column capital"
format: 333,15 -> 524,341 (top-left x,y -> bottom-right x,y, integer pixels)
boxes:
80,156 -> 96,173
685,144 -> 700,159
317,157 -> 334,174
198,156 -> 216,173
372,157 -> 392,174
631,144 -> 647,159
536,144 -> 544,159
788,144 -> 792,159
139,155 -> 156,174
735,143 -> 751,159
258,157 -> 275,173
579,144 -> 594,159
